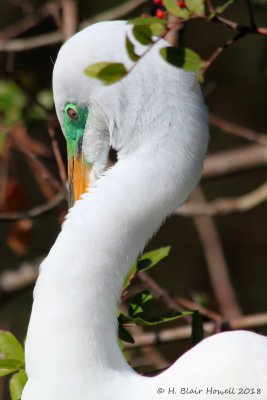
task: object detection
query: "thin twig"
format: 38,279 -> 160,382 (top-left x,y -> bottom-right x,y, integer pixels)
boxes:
191,188 -> 242,319
61,0 -> 78,40
0,0 -> 149,52
213,14 -> 267,36
48,128 -> 67,185
138,272 -> 197,326
209,114 -> 267,146
0,259 -> 41,294
174,296 -> 222,333
11,141 -> 61,195
0,3 -> 60,42
203,31 -> 246,74
0,190 -> 66,222
203,145 -> 267,178
175,296 -> 222,323
176,182 -> 267,216
0,31 -> 63,52
8,124 -> 52,158
7,123 -> 63,200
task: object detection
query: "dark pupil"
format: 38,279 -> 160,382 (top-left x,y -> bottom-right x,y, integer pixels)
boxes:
67,108 -> 78,120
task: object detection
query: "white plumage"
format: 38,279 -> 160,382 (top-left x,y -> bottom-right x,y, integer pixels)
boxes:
22,21 -> 267,400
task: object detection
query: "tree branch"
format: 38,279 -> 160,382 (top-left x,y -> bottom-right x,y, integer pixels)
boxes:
61,0 -> 78,40
175,295 -> 222,324
203,31 -> 246,74
0,0 -> 149,52
0,3 -> 60,43
0,260 -> 40,294
176,182 -> 267,216
213,15 -> 267,36
190,188 -> 242,319
48,127 -> 67,185
203,145 -> 267,178
209,114 -> 267,146
0,190 -> 66,222
138,271 -> 193,325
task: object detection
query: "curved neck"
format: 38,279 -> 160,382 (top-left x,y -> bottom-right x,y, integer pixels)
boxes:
26,131 -> 204,384
26,144 -> 168,376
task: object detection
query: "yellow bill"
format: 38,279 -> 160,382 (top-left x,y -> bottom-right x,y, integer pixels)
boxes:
68,152 -> 92,208
63,102 -> 91,208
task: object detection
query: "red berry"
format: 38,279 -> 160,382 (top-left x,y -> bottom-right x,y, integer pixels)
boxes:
153,0 -> 163,5
156,8 -> 165,19
177,0 -> 186,8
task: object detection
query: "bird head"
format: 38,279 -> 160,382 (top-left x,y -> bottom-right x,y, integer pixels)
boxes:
53,21 -> 207,208
53,21 -> 144,207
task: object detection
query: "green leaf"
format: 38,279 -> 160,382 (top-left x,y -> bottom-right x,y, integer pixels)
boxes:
121,311 -> 192,327
118,320 -> 135,344
0,359 -> 21,377
150,23 -> 166,37
126,36 -> 140,62
128,290 -> 153,318
128,17 -> 166,26
215,0 -> 234,14
0,331 -> 24,363
84,62 -> 128,84
84,62 -> 112,77
134,311 -> 193,326
9,369 -> 28,400
186,0 -> 205,16
137,247 -> 171,272
124,247 -> 171,289
128,18 -> 166,38
160,46 -> 204,72
191,311 -> 204,345
133,25 -> 152,45
163,0 -> 190,18
98,64 -> 127,84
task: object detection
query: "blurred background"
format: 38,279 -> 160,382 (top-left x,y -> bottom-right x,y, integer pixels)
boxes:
0,0 -> 267,398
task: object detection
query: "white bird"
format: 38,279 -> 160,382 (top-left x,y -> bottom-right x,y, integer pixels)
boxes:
22,21 -> 267,400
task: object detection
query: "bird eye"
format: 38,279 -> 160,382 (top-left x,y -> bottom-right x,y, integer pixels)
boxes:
67,107 -> 79,120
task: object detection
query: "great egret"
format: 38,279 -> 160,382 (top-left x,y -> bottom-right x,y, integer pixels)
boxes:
22,21 -> 267,400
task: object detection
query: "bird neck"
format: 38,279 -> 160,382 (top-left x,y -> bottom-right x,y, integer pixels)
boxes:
26,131 -> 204,383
